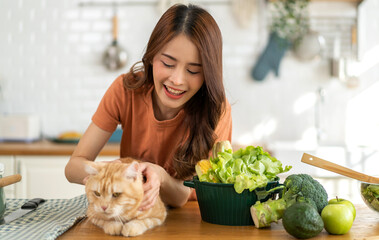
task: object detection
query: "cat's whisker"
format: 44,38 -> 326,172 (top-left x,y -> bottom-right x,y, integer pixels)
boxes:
86,211 -> 97,218
119,215 -> 127,223
115,215 -> 124,224
85,212 -> 102,224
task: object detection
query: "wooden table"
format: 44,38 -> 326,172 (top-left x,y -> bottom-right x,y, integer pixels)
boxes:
59,202 -> 379,240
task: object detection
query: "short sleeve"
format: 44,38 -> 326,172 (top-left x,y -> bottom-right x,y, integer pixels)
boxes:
91,75 -> 126,132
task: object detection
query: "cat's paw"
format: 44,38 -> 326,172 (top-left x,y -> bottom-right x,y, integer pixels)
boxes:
91,218 -> 105,228
122,221 -> 147,237
103,221 -> 123,236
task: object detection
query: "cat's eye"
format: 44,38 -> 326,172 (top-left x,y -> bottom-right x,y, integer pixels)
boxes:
112,192 -> 121,198
94,191 -> 100,197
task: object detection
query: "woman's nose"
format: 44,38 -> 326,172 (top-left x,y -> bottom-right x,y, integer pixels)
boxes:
170,68 -> 185,85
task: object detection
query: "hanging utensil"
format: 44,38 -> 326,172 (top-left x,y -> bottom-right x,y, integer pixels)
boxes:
293,31 -> 325,61
231,0 -> 256,29
103,5 -> 128,71
301,153 -> 379,184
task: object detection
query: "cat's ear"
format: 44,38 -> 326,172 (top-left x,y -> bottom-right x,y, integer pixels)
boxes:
124,161 -> 139,180
84,161 -> 99,175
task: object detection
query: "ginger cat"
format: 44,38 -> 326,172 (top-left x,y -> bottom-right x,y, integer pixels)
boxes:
84,158 -> 167,237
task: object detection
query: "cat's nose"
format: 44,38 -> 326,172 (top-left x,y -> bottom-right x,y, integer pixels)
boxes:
101,206 -> 107,211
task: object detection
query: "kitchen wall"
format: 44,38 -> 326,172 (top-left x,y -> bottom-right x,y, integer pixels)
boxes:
0,0 -> 378,152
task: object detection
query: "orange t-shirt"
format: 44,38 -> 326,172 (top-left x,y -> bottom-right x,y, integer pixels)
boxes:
92,74 -> 232,178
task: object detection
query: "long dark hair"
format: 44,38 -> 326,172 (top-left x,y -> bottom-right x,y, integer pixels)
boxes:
123,4 -> 225,179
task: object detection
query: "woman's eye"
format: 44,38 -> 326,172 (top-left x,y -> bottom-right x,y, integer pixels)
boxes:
112,192 -> 121,198
161,61 -> 174,68
187,69 -> 200,75
94,191 -> 100,197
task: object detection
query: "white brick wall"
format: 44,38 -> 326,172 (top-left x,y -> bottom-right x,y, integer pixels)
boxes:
0,0 -> 378,147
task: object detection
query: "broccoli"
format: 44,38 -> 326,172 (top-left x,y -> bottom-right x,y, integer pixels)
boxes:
250,174 -> 328,228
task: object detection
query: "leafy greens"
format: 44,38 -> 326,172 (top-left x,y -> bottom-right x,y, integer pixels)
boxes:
199,146 -> 292,193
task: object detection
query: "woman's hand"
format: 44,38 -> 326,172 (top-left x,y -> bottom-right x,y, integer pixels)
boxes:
138,162 -> 165,211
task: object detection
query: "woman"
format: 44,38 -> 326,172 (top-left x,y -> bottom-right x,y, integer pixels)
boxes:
65,4 -> 232,210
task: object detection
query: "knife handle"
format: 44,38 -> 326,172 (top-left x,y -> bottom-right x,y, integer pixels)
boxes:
21,198 -> 46,209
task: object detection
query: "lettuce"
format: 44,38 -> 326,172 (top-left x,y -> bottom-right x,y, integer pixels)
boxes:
201,146 -> 292,193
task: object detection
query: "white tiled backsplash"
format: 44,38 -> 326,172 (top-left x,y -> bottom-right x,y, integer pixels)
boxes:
0,0 -> 378,147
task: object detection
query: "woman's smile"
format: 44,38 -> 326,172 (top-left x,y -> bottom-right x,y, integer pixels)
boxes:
164,84 -> 186,99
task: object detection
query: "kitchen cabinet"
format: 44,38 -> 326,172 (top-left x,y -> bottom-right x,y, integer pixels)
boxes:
15,155 -> 118,199
0,155 -> 16,198
0,140 -> 120,199
16,156 -> 83,199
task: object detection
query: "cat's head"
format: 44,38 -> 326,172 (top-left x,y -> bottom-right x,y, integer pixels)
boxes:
84,161 -> 144,220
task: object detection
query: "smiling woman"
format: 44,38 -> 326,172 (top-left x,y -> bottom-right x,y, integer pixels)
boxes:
151,34 -> 204,119
65,3 -> 232,216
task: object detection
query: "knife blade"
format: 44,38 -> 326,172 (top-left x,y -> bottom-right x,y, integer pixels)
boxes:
2,198 -> 46,224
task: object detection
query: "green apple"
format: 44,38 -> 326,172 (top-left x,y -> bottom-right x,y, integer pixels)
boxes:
321,204 -> 354,235
328,197 -> 356,220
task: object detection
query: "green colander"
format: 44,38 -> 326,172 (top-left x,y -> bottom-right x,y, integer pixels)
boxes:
184,176 -> 282,226
0,163 -> 5,220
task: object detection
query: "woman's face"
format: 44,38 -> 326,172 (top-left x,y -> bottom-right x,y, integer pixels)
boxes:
152,34 -> 204,120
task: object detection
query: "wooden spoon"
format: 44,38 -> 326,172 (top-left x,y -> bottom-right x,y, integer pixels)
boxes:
0,174 -> 22,187
301,153 -> 379,184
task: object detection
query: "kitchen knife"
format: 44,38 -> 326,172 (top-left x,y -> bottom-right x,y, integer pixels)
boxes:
1,198 -> 46,224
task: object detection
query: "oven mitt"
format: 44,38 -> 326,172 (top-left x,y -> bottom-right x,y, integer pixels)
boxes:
251,32 -> 290,81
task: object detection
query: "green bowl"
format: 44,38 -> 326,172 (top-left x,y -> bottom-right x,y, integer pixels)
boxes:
184,176 -> 281,226
0,187 -> 5,219
0,163 -> 5,220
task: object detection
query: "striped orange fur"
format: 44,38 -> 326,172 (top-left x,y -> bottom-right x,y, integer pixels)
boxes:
85,158 -> 167,237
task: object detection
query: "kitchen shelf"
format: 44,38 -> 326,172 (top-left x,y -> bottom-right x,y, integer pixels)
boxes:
0,140 -> 119,156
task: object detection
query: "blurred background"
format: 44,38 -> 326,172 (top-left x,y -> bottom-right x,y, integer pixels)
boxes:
0,0 -> 378,201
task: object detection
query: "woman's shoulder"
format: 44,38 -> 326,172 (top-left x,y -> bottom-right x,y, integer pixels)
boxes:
108,73 -> 140,94
113,73 -> 154,102
108,74 -> 127,90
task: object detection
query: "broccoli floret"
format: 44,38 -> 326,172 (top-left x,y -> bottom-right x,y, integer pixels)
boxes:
250,174 -> 328,228
283,174 -> 328,213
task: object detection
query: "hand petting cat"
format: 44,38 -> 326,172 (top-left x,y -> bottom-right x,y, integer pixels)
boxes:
138,162 -> 164,211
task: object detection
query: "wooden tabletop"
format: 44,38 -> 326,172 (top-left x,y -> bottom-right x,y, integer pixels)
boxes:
59,201 -> 379,240
0,140 -> 120,156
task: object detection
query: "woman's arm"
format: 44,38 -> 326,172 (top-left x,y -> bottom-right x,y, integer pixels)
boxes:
66,123 -> 191,208
138,162 -> 191,210
160,172 -> 191,208
64,122 -> 113,185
